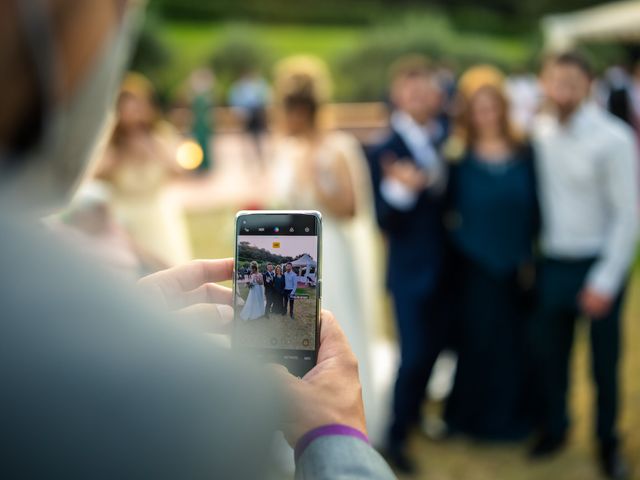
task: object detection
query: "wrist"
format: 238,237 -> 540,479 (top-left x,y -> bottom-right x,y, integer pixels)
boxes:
294,424 -> 369,462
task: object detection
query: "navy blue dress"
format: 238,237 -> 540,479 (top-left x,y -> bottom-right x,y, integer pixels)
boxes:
444,144 -> 539,441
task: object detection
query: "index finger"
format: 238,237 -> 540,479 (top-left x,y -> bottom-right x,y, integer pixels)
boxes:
147,258 -> 235,292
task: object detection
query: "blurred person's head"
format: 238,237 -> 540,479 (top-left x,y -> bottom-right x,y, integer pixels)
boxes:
0,0 -> 143,214
267,263 -> 273,272
541,52 -> 593,122
274,55 -> 332,135
286,262 -> 292,272
456,65 -> 521,148
389,55 -> 443,124
275,265 -> 282,276
250,261 -> 258,273
114,73 -> 157,136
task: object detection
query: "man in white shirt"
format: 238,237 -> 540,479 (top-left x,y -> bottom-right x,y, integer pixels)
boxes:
284,263 -> 298,318
530,52 -> 639,480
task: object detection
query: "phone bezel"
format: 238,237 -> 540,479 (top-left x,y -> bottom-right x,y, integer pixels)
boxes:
232,210 -> 322,377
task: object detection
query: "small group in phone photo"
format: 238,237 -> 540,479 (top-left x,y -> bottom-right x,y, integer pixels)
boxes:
235,236 -> 317,350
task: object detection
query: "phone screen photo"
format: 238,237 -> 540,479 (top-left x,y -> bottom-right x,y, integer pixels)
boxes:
233,211 -> 321,377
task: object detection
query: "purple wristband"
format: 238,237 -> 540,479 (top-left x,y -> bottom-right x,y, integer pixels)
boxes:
294,424 -> 369,462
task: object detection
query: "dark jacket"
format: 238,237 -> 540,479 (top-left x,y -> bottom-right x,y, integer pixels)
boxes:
367,128 -> 448,296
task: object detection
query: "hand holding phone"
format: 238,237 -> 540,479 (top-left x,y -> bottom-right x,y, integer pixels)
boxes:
270,310 -> 367,446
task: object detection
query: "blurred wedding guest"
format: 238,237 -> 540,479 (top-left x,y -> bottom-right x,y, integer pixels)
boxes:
0,0 -> 395,478
229,70 -> 271,163
367,54 -> 449,473
189,68 -> 215,172
602,65 -> 635,128
47,181 -> 167,279
529,52 -> 639,480
269,55 -> 386,442
96,73 -> 192,266
442,66 -> 538,441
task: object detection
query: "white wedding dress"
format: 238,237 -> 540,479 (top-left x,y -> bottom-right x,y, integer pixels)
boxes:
240,275 -> 265,321
269,131 -> 391,445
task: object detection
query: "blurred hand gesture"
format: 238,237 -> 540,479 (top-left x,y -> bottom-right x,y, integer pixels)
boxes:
381,154 -> 429,193
579,287 -> 613,320
138,259 -> 235,333
271,310 -> 367,446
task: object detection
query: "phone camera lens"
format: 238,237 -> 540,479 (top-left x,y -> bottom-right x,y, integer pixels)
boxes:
305,227 -> 310,233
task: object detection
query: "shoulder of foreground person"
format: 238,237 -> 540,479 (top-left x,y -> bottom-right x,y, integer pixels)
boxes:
296,435 -> 397,480
0,217 -> 280,479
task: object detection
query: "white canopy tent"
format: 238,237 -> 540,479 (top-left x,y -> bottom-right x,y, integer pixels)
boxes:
290,254 -> 317,286
543,0 -> 640,52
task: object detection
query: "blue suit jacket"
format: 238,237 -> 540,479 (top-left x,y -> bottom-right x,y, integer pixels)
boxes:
367,128 -> 447,297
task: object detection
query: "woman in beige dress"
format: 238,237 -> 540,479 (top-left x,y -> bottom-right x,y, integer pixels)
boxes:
96,73 -> 192,267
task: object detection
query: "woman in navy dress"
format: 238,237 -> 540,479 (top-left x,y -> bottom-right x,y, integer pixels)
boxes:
443,66 -> 539,441
273,265 -> 286,315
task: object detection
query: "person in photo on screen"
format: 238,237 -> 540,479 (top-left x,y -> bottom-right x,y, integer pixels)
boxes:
274,265 -> 286,315
240,261 -> 266,321
284,262 -> 297,319
263,262 -> 277,317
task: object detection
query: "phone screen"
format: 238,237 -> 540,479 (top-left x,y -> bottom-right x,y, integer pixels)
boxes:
233,211 -> 321,376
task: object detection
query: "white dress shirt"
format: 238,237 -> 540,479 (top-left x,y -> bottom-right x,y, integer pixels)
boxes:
532,102 -> 640,296
380,111 -> 446,211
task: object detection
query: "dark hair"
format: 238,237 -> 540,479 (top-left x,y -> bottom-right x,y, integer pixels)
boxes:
550,51 -> 594,79
286,262 -> 293,267
267,262 -> 273,266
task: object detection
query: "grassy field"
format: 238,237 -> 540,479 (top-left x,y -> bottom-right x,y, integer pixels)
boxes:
235,282 -> 317,350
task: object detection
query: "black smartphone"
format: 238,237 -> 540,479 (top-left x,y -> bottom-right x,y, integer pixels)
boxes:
233,211 -> 322,377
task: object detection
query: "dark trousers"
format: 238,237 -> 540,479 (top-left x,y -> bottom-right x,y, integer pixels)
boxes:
529,257 -> 624,448
283,289 -> 294,317
388,287 -> 448,448
265,289 -> 276,315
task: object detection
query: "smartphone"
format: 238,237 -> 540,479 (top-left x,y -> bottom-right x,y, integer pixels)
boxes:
233,211 -> 322,377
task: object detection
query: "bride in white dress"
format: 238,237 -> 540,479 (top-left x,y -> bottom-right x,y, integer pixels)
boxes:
268,56 -> 390,445
240,262 -> 265,321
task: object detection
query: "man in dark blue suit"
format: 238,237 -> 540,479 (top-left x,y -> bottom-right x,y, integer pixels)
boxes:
368,55 -> 450,473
